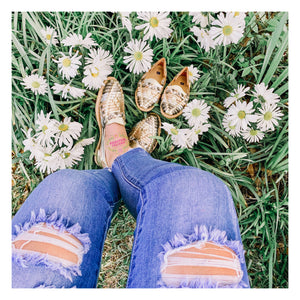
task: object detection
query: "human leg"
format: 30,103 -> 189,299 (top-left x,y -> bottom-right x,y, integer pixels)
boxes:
12,168 -> 120,288
111,148 -> 250,288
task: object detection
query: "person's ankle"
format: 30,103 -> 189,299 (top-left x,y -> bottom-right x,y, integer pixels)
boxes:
104,123 -> 130,167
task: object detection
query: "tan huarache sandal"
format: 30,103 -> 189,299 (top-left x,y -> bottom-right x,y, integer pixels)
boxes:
135,58 -> 167,112
128,113 -> 161,154
160,67 -> 190,119
94,77 -> 126,168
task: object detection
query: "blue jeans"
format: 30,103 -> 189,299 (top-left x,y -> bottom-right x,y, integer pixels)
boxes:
12,148 -> 250,288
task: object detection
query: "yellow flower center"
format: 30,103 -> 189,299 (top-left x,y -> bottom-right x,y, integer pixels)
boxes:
42,125 -> 48,133
150,17 -> 159,28
134,51 -> 143,61
62,58 -> 71,67
250,129 -> 258,136
58,124 -> 69,131
234,12 -> 240,17
91,67 -> 99,77
192,108 -> 201,117
238,110 -> 246,119
46,34 -> 52,40
63,152 -> 70,159
223,25 -> 233,36
264,111 -> 273,121
171,128 -> 178,135
188,70 -> 193,77
31,81 -> 40,89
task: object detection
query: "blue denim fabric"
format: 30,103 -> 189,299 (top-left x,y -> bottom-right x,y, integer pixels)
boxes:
12,148 -> 250,288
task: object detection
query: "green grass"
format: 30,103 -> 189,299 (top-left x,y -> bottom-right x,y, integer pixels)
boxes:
11,11 -> 288,288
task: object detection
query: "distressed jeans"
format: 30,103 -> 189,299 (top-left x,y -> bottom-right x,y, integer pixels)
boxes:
12,148 -> 250,288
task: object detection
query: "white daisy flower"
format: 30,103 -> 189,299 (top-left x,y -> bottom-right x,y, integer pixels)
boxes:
190,26 -> 215,52
194,122 -> 211,135
222,114 -> 241,137
61,33 -> 97,49
224,85 -> 250,108
230,12 -> 246,25
188,65 -> 200,84
242,127 -> 264,143
34,111 -> 57,146
185,128 -> 199,148
182,99 -> 211,127
57,145 -> 84,169
40,26 -> 58,46
82,63 -> 110,90
119,12 -> 132,32
209,12 -> 245,46
252,82 -> 280,105
54,49 -> 82,80
161,123 -> 190,149
34,146 -> 60,174
227,100 -> 258,131
21,74 -> 48,95
53,117 -> 83,147
256,103 -> 283,132
189,12 -> 215,27
123,39 -> 154,75
135,11 -> 173,41
22,128 -> 43,160
52,82 -> 86,99
85,47 -> 114,69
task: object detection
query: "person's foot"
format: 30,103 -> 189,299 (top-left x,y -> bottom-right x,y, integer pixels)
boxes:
104,123 -> 131,167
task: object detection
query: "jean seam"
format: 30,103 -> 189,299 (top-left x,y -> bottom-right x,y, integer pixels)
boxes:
114,159 -> 142,191
94,208 -> 114,288
126,191 -> 147,287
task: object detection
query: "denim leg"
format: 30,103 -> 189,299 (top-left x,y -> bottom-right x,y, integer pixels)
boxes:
112,148 -> 250,288
12,168 -> 120,288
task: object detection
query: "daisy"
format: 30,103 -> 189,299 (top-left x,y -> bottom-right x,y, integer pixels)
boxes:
242,127 -> 264,143
188,65 -> 200,84
123,39 -> 154,74
135,12 -> 173,41
227,100 -> 258,131
22,128 -> 43,160
82,64 -> 110,90
222,114 -> 241,137
53,117 -> 83,147
252,82 -> 280,105
182,99 -> 211,127
161,123 -> 190,149
209,12 -> 245,46
230,12 -> 247,25
34,146 -> 60,174
85,47 -> 114,70
193,122 -> 211,135
21,74 -> 48,95
34,111 -> 57,146
119,12 -> 132,33
190,27 -> 215,52
224,85 -> 250,108
189,12 -> 215,27
40,26 -> 58,46
54,49 -> 82,80
61,33 -> 97,49
52,82 -> 86,99
256,103 -> 283,132
185,128 -> 199,148
57,145 -> 84,169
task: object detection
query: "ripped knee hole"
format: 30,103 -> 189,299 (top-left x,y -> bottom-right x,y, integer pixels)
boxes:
161,240 -> 243,287
12,223 -> 84,267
